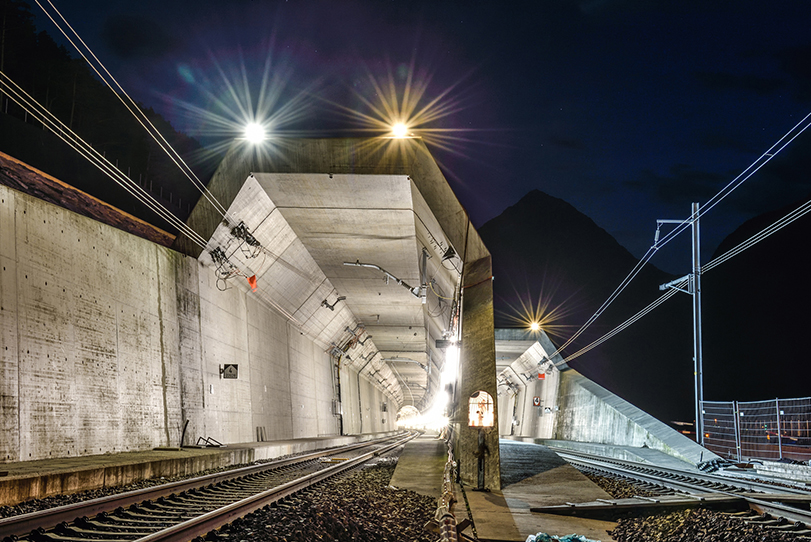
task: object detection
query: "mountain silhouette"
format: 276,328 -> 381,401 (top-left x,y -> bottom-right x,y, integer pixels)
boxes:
702,193 -> 811,403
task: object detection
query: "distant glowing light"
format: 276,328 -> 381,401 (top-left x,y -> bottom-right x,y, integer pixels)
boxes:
244,123 -> 266,143
501,283 -> 578,343
391,122 -> 409,138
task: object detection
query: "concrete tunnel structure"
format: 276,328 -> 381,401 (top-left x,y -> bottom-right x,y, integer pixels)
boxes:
0,136 -> 714,498
0,138 -> 501,489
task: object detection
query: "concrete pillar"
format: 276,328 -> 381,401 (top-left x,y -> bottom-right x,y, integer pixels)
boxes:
454,253 -> 500,489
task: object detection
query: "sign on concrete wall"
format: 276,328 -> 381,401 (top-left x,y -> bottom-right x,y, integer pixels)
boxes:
222,364 -> 239,379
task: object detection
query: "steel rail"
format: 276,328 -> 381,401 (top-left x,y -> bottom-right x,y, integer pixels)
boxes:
0,433 -> 408,540
553,447 -> 811,495
133,433 -> 416,542
559,454 -> 742,497
555,449 -> 811,528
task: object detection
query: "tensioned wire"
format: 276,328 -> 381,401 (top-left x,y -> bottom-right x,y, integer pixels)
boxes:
0,71 -> 209,250
35,0 -> 234,225
561,284 -> 682,364
702,196 -> 811,273
28,2 -> 325,331
561,192 -> 811,364
549,110 -> 811,361
0,71 -> 314,329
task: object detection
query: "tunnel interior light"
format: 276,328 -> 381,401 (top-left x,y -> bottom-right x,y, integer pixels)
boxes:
530,322 -> 541,332
245,123 -> 266,143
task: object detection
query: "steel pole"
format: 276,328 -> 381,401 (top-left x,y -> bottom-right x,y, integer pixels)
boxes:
692,202 -> 704,446
776,398 -> 783,459
733,401 -> 742,462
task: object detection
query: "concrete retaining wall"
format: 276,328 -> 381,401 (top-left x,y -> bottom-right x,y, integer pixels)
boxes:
496,329 -> 717,466
0,184 -> 390,463
553,369 -> 716,465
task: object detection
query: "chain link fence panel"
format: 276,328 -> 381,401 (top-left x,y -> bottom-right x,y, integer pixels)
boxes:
702,397 -> 811,463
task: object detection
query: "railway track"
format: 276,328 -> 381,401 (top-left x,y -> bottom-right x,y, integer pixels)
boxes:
546,447 -> 811,533
0,433 -> 415,542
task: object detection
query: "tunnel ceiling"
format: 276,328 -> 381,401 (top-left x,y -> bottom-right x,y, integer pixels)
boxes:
199,172 -> 462,411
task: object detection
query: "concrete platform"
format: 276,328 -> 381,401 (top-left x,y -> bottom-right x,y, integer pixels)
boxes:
0,433 -> 396,507
390,437 -> 617,542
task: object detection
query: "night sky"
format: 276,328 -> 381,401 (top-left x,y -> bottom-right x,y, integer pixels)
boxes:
35,1 -> 811,272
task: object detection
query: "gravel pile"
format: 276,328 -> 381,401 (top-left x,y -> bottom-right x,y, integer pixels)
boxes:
200,458 -> 437,542
609,508 -> 808,542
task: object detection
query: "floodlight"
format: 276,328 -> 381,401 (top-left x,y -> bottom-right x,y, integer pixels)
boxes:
530,322 -> 541,332
391,122 -> 409,138
244,123 -> 266,143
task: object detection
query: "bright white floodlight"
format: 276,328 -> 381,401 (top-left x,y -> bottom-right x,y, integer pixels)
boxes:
391,122 -> 409,138
244,123 -> 266,143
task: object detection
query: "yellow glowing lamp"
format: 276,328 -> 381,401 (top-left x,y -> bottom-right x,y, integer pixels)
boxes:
529,322 -> 541,332
391,122 -> 409,138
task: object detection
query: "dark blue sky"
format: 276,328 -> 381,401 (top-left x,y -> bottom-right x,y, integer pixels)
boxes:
37,0 -> 811,274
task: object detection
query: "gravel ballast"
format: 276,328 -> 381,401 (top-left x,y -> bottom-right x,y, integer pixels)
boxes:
200,458 -> 438,542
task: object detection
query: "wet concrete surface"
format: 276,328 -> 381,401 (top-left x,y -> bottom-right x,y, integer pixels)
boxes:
500,440 -> 617,541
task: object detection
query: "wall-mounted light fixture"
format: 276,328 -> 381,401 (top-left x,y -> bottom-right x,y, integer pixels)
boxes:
321,296 -> 346,311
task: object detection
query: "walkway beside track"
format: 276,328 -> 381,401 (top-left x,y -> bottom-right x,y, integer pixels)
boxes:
390,436 -> 617,542
0,433 -> 398,507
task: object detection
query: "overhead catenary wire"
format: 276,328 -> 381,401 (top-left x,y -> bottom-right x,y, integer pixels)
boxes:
561,193 -> 811,364
702,196 -> 811,273
0,71 -> 209,250
0,71 -> 315,332
549,109 -> 811,361
559,194 -> 811,365
18,3 -> 324,333
550,244 -> 658,357
35,0 -> 235,225
561,285 -> 682,364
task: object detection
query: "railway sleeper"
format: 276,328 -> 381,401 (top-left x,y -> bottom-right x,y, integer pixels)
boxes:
111,507 -> 179,522
141,500 -> 206,513
55,522 -> 152,538
72,517 -> 156,535
120,507 -> 185,520
764,521 -> 811,533
171,493 -> 237,506
742,513 -> 784,526
103,515 -> 171,528
28,526 -> 135,542
95,513 -> 170,529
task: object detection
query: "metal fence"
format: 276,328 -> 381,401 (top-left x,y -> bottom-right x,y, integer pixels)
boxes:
702,397 -> 811,462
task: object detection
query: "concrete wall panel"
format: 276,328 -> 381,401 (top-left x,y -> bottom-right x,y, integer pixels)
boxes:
1,178 -> 395,464
287,329 -> 319,437
339,365 -> 360,434
0,188 -> 17,461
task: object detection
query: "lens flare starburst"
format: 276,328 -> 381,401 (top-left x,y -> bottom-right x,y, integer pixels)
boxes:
162,43 -> 319,167
321,57 -> 480,164
499,280 -> 582,344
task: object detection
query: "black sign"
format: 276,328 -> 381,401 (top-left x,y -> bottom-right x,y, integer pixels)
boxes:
222,364 -> 239,379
